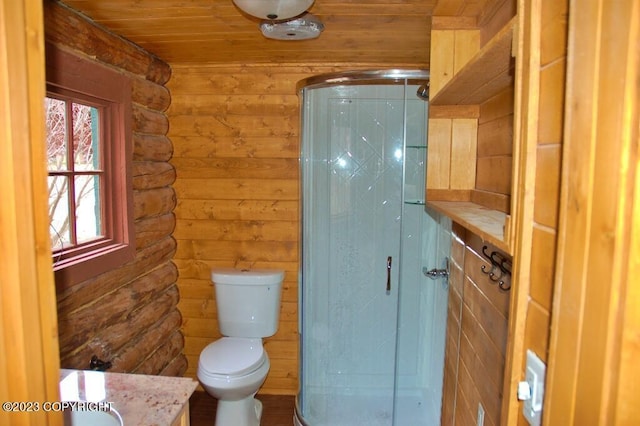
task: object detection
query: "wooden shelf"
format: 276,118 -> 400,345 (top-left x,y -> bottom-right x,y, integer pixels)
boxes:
426,200 -> 510,253
430,17 -> 516,106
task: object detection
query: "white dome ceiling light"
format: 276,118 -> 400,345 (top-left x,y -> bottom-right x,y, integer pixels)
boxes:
260,13 -> 324,40
232,0 -> 315,21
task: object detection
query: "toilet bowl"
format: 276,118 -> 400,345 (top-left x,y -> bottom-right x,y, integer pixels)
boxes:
198,338 -> 270,426
196,268 -> 284,426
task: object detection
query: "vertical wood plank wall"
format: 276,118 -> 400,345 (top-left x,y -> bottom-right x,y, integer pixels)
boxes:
1,0 -> 62,424
428,23 -> 480,201
521,0 -> 567,359
44,1 -> 187,377
434,1 -> 518,423
427,11 -> 514,213
515,2 -> 567,424
441,224 -> 511,426
497,0 -> 568,422
168,64 -> 375,394
542,0 -> 639,423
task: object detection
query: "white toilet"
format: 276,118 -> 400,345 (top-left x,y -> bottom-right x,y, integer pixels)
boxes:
197,268 -> 284,426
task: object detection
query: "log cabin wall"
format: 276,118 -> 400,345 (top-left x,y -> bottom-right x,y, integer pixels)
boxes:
168,64 -> 299,395
168,63 -> 388,394
44,1 -> 187,376
441,224 -> 511,426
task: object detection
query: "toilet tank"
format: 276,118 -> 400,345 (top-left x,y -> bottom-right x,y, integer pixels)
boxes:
211,268 -> 284,338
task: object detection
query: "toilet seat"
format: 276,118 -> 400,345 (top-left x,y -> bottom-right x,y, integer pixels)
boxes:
199,337 -> 266,377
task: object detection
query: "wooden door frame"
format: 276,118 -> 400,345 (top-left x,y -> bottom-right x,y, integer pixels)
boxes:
0,1 -> 62,424
545,0 -> 639,424
501,0 -> 541,422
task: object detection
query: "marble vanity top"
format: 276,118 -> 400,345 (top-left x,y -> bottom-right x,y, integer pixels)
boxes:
60,369 -> 198,426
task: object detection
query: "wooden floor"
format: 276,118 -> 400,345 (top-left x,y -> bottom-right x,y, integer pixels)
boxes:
189,391 -> 296,426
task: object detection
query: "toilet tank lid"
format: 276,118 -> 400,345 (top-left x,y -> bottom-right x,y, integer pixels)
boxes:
211,268 -> 285,285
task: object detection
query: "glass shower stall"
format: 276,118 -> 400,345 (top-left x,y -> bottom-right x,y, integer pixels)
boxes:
295,70 -> 451,426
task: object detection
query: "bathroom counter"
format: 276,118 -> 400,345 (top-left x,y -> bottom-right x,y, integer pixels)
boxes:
60,369 -> 198,426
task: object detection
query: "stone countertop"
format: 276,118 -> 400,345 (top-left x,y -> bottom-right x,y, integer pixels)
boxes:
60,369 -> 198,426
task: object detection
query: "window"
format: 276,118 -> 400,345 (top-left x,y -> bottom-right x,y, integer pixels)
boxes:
46,96 -> 104,250
45,43 -> 134,289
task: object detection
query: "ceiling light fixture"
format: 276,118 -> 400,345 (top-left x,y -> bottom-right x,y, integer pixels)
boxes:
260,13 -> 324,40
232,0 -> 315,21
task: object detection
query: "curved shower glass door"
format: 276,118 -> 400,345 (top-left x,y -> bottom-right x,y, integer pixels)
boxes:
301,84 -> 405,425
298,73 -> 449,426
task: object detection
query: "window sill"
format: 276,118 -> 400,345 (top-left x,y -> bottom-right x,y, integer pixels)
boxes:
53,242 -> 134,292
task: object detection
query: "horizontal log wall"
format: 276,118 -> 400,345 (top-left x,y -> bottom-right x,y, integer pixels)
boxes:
441,223 -> 511,426
45,1 -> 186,377
168,63 -> 381,395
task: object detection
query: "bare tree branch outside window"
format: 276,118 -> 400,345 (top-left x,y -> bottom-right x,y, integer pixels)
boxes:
45,96 -> 102,252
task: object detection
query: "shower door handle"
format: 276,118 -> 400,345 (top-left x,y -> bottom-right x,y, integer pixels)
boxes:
386,256 -> 392,292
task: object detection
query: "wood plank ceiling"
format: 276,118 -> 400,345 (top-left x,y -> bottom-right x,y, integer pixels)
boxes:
56,0 -> 440,65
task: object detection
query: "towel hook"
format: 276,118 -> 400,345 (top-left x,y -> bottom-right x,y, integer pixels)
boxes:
480,245 -> 512,292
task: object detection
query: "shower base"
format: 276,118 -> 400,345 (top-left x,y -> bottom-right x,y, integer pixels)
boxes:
293,389 -> 439,426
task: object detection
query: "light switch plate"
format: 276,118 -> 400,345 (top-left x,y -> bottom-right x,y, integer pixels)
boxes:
523,350 -> 546,426
477,403 -> 485,426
